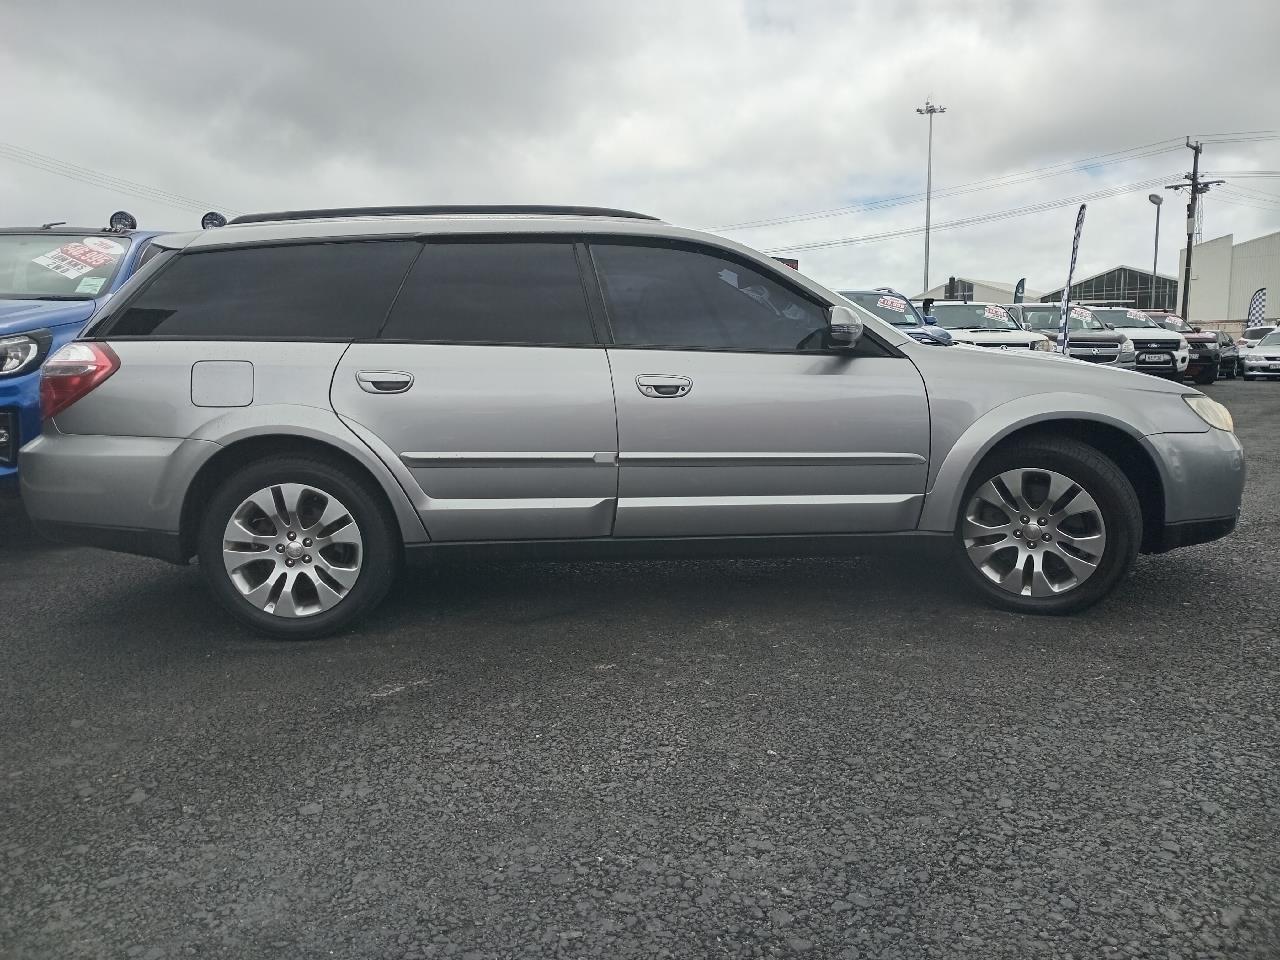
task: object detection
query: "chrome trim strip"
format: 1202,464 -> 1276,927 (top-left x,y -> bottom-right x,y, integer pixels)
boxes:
402,451 -> 609,465
425,497 -> 613,512
619,494 -> 918,509
618,451 -> 927,466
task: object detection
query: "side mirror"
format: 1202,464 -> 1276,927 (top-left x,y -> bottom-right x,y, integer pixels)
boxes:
828,305 -> 864,348
1192,326 -> 1202,333
1104,321 -> 1115,329
923,315 -> 938,325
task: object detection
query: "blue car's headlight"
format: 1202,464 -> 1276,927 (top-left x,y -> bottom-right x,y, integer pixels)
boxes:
0,334 -> 42,376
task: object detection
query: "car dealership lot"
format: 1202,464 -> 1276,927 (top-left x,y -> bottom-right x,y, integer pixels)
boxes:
1,381 -> 1276,960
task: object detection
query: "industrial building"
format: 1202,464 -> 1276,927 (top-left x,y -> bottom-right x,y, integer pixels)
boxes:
1176,230 -> 1279,324
1040,266 -> 1177,311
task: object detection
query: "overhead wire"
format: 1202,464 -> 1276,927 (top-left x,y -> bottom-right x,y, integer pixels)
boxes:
0,142 -> 243,217
762,176 -> 1173,254
706,138 -> 1185,232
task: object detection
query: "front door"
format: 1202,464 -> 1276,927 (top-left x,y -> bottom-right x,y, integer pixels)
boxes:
588,241 -> 930,538
331,239 -> 617,541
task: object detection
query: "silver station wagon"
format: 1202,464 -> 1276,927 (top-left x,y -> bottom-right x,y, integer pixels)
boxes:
21,205 -> 1245,638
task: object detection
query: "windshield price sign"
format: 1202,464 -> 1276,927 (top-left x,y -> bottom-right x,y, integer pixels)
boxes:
31,238 -> 123,280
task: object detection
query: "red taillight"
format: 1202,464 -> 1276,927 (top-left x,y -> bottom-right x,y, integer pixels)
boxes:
40,342 -> 120,419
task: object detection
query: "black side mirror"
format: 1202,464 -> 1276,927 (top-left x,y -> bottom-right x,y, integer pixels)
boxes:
1192,326 -> 1202,333
1104,321 -> 1115,329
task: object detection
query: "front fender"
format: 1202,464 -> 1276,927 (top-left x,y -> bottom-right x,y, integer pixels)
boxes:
916,391 -> 1203,532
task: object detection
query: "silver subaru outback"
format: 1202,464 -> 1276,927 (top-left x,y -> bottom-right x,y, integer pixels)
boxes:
20,205 -> 1244,639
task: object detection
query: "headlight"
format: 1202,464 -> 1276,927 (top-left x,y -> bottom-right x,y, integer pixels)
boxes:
1032,337 -> 1053,352
1119,336 -> 1135,357
1177,336 -> 1189,351
1184,395 -> 1234,432
0,334 -> 42,376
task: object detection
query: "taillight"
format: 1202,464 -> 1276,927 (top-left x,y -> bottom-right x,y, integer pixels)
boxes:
40,342 -> 120,419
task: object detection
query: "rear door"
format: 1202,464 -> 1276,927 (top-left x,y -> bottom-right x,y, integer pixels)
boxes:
588,240 -> 930,538
330,239 -> 618,541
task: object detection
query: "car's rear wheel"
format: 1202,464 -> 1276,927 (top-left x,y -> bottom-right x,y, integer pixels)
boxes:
955,437 -> 1141,615
198,456 -> 400,639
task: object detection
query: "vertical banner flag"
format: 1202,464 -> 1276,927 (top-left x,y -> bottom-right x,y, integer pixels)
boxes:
1058,204 -> 1088,354
1013,278 -> 1026,304
1246,287 -> 1267,324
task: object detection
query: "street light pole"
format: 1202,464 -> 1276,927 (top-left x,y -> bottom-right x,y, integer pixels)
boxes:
916,98 -> 946,294
1148,193 -> 1163,310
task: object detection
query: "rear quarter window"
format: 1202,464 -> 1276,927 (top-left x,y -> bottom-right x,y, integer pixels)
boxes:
97,241 -> 420,339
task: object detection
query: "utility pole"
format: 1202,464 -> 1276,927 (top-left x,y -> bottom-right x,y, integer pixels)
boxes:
1166,139 -> 1224,322
916,99 -> 946,294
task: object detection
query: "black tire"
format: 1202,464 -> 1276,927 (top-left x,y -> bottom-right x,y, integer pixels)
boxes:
954,436 -> 1142,615
1243,373 -> 1255,381
197,456 -> 401,639
1193,362 -> 1219,385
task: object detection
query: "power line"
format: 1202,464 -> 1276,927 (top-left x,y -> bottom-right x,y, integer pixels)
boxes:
707,138 -> 1185,232
762,176 -> 1171,254
0,142 -> 243,216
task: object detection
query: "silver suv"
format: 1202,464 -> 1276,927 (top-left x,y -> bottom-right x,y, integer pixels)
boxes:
20,205 -> 1245,638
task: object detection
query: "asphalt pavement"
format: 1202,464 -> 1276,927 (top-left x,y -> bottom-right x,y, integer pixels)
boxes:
1,379 -> 1277,959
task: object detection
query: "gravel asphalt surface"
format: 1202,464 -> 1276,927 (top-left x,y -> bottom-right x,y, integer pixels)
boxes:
1,379 -> 1277,959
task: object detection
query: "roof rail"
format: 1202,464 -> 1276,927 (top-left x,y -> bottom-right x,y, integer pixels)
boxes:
228,205 -> 661,225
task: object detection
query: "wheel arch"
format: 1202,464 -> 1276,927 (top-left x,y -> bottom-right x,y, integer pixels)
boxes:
920,406 -> 1170,552
179,431 -> 425,562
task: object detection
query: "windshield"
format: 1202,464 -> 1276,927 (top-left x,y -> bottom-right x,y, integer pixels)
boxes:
840,291 -> 922,327
1092,307 -> 1160,329
929,303 -> 1017,331
1158,315 -> 1195,333
1259,331 -> 1280,347
1020,306 -> 1104,332
0,233 -> 131,300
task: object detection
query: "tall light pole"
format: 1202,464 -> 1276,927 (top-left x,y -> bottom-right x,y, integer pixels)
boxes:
1148,193 -> 1163,310
916,98 -> 946,294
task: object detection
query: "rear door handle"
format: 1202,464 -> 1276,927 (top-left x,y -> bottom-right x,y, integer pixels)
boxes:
636,374 -> 692,399
356,370 -> 414,394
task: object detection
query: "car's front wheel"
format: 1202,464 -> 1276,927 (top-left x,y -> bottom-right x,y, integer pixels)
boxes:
198,456 -> 401,639
955,437 -> 1141,615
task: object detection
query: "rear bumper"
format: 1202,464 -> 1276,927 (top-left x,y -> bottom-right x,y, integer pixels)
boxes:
29,517 -> 187,563
20,430 -> 217,559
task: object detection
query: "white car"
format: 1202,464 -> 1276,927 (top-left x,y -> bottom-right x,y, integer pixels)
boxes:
916,301 -> 1053,352
1090,307 -> 1190,379
1242,329 -> 1280,380
1238,324 -> 1277,354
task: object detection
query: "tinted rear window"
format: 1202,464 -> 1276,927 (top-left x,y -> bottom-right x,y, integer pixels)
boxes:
100,241 -> 419,338
380,241 -> 594,344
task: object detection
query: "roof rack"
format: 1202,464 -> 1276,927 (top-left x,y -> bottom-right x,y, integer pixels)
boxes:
228,205 -> 661,226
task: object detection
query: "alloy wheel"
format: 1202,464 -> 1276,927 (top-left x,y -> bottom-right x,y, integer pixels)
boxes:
961,467 -> 1108,597
221,483 -> 363,617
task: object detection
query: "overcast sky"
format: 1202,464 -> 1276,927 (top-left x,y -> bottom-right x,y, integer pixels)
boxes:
3,0 -> 1278,296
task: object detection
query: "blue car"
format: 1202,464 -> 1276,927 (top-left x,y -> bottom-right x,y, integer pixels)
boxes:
837,288 -> 955,345
1,214 -> 166,495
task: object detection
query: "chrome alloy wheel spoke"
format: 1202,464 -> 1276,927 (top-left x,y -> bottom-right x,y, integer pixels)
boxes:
221,483 -> 364,618
962,467 -> 1107,598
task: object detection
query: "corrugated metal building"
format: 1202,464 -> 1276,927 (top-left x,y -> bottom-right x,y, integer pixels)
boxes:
1040,265 -> 1178,310
1177,230 -> 1280,323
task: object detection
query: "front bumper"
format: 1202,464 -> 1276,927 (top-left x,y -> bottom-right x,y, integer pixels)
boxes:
0,369 -> 42,491
1243,356 -> 1280,376
1144,427 -> 1245,551
1134,348 -> 1190,375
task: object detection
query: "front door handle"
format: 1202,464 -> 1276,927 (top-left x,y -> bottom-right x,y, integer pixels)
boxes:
636,374 -> 692,399
356,370 -> 414,394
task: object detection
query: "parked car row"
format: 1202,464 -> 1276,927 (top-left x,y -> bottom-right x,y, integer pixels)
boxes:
11,205 -> 1243,639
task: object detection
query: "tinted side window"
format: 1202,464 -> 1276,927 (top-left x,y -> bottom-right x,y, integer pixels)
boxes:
591,242 -> 828,351
380,242 -> 594,344
136,242 -> 166,268
101,241 -> 419,338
